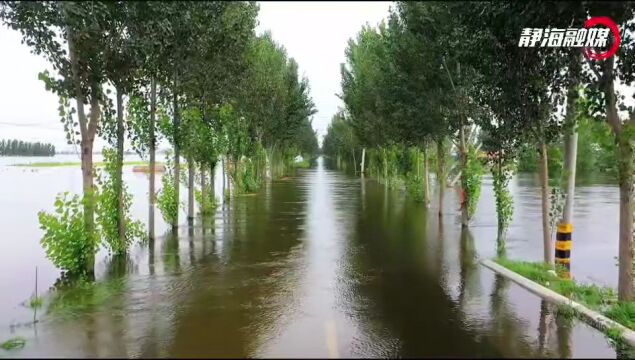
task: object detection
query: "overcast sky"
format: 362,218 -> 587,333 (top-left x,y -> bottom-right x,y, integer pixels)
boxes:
0,1 -> 391,151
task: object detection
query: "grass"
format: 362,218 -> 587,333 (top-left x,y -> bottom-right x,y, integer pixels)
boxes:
495,258 -> 635,334
607,326 -> 625,345
13,161 -> 162,168
1,337 -> 26,351
47,277 -> 126,320
605,302 -> 635,330
556,303 -> 578,320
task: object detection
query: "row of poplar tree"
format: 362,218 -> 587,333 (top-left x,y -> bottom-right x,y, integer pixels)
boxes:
0,139 -> 55,156
323,2 -> 635,300
1,1 -> 319,277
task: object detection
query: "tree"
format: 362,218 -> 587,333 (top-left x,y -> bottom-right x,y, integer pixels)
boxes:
582,2 -> 635,300
2,1 -> 112,275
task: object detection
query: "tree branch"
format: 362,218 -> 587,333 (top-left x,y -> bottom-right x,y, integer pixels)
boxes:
442,57 -> 457,93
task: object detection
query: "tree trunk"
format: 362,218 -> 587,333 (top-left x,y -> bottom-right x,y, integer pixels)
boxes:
496,154 -> 504,238
617,133 -> 634,300
68,24 -> 97,276
562,117 -> 578,224
265,149 -> 271,180
149,78 -> 156,240
115,87 -> 126,245
423,145 -> 430,207
459,125 -> 469,227
416,148 -> 420,177
437,139 -> 446,217
227,156 -> 232,198
80,138 -> 95,275
172,81 -> 180,230
187,157 -> 194,223
602,56 -> 634,301
221,157 -> 226,204
361,147 -> 366,175
539,141 -> 553,265
210,162 -> 216,205
352,149 -> 356,175
201,164 -> 207,215
383,147 -> 388,183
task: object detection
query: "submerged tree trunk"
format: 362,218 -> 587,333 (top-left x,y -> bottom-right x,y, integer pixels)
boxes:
539,140 -> 552,265
383,147 -> 388,183
68,25 -> 98,275
423,144 -> 430,207
210,162 -> 216,205
227,156 -> 234,198
187,157 -> 194,223
149,78 -> 156,240
221,157 -> 226,204
361,147 -> 366,175
616,135 -> 634,300
459,125 -> 469,227
495,155 -> 504,239
80,135 -> 96,275
200,164 -> 206,215
352,149 -> 357,175
115,88 -> 126,244
493,152 -> 509,258
172,79 -> 180,230
437,139 -> 446,217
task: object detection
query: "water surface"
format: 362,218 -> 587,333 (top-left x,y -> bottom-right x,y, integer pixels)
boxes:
0,156 -> 627,357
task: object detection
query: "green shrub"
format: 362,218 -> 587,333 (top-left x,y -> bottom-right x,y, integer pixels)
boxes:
241,159 -> 260,193
465,146 -> 484,219
195,188 -> 217,215
405,172 -> 425,202
95,149 -> 145,255
492,165 -> 514,236
38,192 -> 98,275
157,155 -> 179,225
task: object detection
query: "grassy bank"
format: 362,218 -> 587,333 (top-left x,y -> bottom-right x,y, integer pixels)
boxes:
13,161 -> 163,168
495,258 -> 635,332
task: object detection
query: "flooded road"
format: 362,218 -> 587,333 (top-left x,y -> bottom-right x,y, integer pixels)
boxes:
0,156 -> 628,357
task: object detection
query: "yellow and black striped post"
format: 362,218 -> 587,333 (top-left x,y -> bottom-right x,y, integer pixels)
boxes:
555,223 -> 572,279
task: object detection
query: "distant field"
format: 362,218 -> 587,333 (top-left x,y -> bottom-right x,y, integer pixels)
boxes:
12,161 -> 163,168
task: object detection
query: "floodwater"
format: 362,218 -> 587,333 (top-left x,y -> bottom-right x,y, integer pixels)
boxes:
0,155 -> 629,357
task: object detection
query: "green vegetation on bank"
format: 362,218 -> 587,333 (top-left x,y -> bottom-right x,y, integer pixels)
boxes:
495,258 -> 635,334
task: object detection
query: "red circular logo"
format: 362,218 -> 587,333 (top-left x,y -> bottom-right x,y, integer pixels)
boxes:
583,16 -> 621,61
